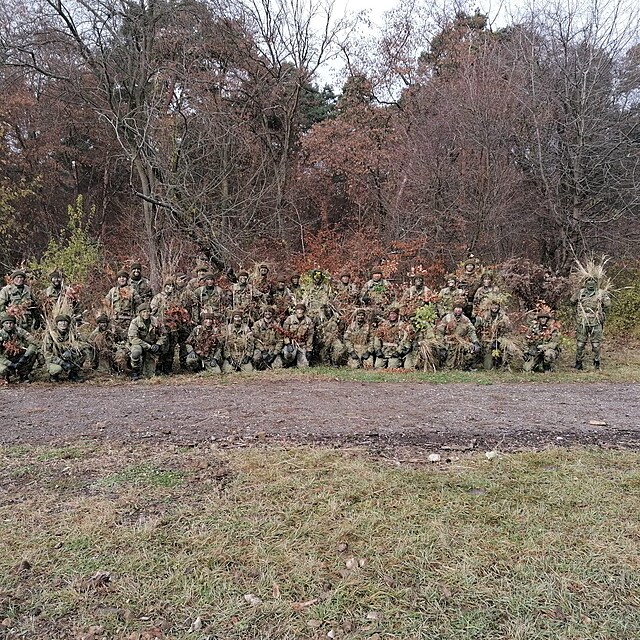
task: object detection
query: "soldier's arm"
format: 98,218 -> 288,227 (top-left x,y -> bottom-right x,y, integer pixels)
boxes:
0,287 -> 8,312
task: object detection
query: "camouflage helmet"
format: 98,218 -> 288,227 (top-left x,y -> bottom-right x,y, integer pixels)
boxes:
50,270 -> 62,279
294,302 -> 307,312
96,313 -> 109,324
55,314 -> 71,323
535,302 -> 553,319
202,272 -> 216,280
355,307 -> 367,316
11,269 -> 26,279
130,262 -> 142,271
137,303 -> 150,313
263,306 -> 275,315
0,314 -> 17,324
371,267 -> 383,276
163,277 -> 176,286
445,273 -> 457,283
117,270 -> 129,279
200,312 -> 216,321
237,270 -> 249,278
453,298 -> 466,309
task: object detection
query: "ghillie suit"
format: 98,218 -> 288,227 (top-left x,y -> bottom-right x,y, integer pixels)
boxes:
373,311 -> 411,369
523,302 -> 562,373
88,314 -> 123,373
436,304 -> 480,370
186,317 -> 224,373
474,294 -> 522,371
0,317 -> 40,382
301,270 -> 334,321
570,257 -> 612,370
404,303 -> 441,372
43,297 -> 91,381
314,307 -> 347,366
344,309 -> 375,369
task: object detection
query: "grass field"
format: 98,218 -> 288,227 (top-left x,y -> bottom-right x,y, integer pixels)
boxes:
2,444 -> 640,639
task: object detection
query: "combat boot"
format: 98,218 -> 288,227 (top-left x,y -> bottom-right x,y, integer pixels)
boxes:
594,359 -> 601,371
574,360 -> 583,370
130,368 -> 142,381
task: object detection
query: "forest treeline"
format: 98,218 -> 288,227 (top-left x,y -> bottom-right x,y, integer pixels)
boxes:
0,0 -> 639,283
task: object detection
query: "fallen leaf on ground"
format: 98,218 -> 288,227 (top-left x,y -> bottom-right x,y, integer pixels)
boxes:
243,593 -> 262,606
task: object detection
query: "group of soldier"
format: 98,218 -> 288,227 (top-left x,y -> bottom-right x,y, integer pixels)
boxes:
0,257 -> 611,383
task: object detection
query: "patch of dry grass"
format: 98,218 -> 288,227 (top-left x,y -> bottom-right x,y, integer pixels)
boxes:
1,444 -> 639,639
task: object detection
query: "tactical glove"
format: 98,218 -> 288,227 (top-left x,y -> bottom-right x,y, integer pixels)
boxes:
61,360 -> 74,372
241,356 -> 251,365
7,362 -> 18,371
266,354 -> 276,365
261,350 -> 269,359
62,350 -> 74,361
361,351 -> 371,360
472,342 -> 481,353
349,351 -> 359,360
305,351 -> 313,362
375,350 -> 384,358
150,343 -> 160,353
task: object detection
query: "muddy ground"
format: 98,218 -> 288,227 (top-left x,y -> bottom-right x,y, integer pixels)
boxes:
1,378 -> 639,453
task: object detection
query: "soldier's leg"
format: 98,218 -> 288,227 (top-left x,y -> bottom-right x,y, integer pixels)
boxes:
222,359 -> 235,374
240,360 -> 254,373
0,358 -> 9,380
348,355 -> 362,369
575,325 -> 587,369
375,356 -> 388,369
296,350 -> 310,368
590,324 -> 603,369
47,362 -> 63,381
482,347 -> 494,370
186,351 -> 202,372
130,345 -> 144,378
252,349 -> 264,370
271,355 -> 283,369
204,358 -> 222,374
543,349 -> 558,371
388,356 -> 403,369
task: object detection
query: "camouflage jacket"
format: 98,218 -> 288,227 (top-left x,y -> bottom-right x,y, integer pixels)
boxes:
315,315 -> 344,346
104,285 -> 139,320
282,314 -> 315,351
222,324 -> 254,360
436,313 -> 478,344
251,319 -> 285,354
304,283 -> 333,318
475,311 -> 512,343
230,284 -> 261,313
344,321 -> 375,353
127,316 -> 166,348
525,320 -> 561,351
374,320 -> 410,357
360,279 -> 393,309
333,282 -> 359,307
251,277 -> 273,304
43,330 -> 89,365
89,326 -> 118,352
571,289 -> 611,327
130,277 -> 153,303
473,285 -> 500,310
192,285 -> 227,323
272,288 -> 295,319
0,327 -> 39,359
186,325 -> 222,359
0,284 -> 38,326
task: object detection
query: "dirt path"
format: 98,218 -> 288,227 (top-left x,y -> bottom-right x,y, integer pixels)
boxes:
2,379 -> 639,452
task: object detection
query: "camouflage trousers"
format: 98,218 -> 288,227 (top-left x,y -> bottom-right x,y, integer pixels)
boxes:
282,345 -> 310,368
252,350 -> 283,370
0,352 -> 37,380
576,323 -> 603,364
375,354 -> 406,369
523,347 -> 558,373
186,352 -> 222,374
222,357 -> 253,373
316,339 -> 347,366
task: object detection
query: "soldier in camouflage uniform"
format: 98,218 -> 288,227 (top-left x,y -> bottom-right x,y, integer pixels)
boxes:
374,307 -> 411,369
289,273 -> 302,302
0,270 -> 40,330
151,278 -> 190,374
303,270 -> 333,321
222,309 -> 254,373
360,268 -> 393,321
186,312 -> 223,373
400,274 -> 434,317
129,263 -> 153,303
282,303 -> 315,368
272,275 -> 295,321
344,308 -> 375,369
252,307 -> 284,370
314,303 -> 346,366
334,272 -> 359,308
230,271 -> 261,320
43,314 -> 91,382
88,313 -> 122,373
523,305 -> 561,373
127,303 -> 166,380
104,271 -> 140,339
570,275 -> 611,370
474,298 -> 518,370
0,314 -> 39,383
192,272 -> 227,324
436,301 -> 480,370
175,273 -> 194,369
404,301 -> 440,371
44,271 -> 64,307
437,274 -> 463,318
252,264 -> 273,306
473,272 -> 500,316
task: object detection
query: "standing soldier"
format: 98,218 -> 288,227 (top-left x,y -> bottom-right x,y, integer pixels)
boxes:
282,303 -> 315,368
400,274 -> 434,316
436,301 -> 481,370
222,310 -> 254,373
523,304 -> 562,373
333,272 -> 359,309
0,314 -> 39,383
44,271 -> 64,306
303,269 -> 333,321
473,272 -> 500,315
129,262 -> 153,303
289,273 -> 302,301
252,264 -> 273,306
186,312 -> 223,373
252,307 -> 285,370
104,270 -> 139,340
272,275 -> 295,321
151,278 -> 189,374
127,303 -> 166,380
360,268 -> 394,320
0,270 -> 40,330
570,271 -> 611,370
43,313 -> 91,382
437,274 -> 462,318
373,307 -> 411,369
192,272 -> 227,324
344,308 -> 375,369
230,271 -> 260,320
